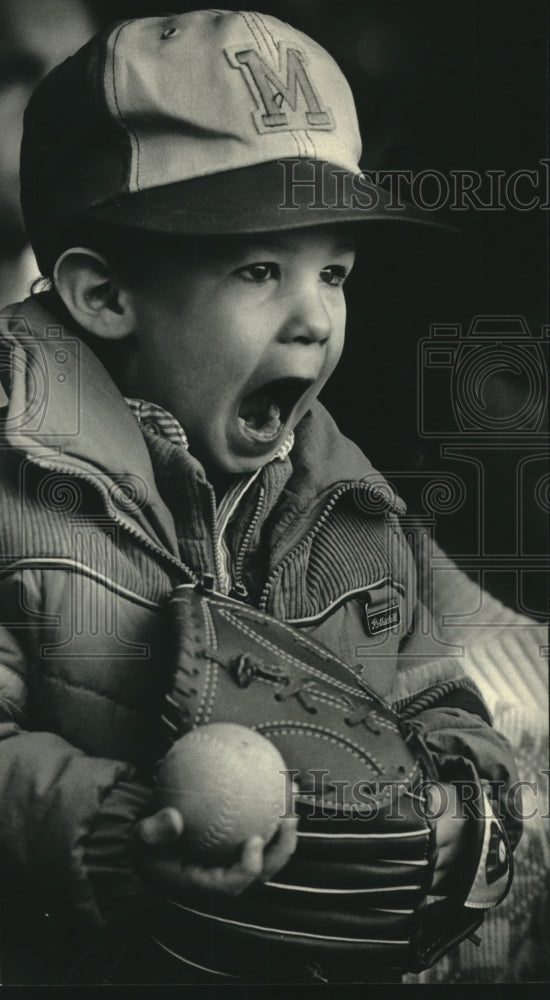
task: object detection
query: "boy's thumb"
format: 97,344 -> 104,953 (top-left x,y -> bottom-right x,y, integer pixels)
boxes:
136,806 -> 184,847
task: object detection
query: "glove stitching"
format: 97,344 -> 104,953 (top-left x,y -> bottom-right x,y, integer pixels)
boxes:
196,600 -> 219,726
199,658 -> 218,727
256,721 -> 391,780
259,677 -> 347,713
216,605 -> 358,679
369,714 -> 400,734
218,613 -> 371,699
200,597 -> 217,649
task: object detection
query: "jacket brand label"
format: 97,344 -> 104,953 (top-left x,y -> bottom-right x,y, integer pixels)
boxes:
227,43 -> 333,133
365,604 -> 401,636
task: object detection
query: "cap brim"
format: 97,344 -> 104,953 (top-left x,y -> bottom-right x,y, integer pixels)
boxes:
87,159 -> 456,237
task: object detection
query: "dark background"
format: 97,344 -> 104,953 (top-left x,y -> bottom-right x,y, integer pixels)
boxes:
1,0 -> 548,617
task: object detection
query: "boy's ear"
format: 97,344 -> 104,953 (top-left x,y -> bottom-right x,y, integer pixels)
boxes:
53,248 -> 136,340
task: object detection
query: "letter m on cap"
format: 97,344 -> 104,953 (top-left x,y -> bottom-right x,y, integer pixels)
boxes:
226,43 -> 333,133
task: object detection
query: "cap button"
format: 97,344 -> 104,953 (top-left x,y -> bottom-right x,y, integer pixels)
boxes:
161,26 -> 178,39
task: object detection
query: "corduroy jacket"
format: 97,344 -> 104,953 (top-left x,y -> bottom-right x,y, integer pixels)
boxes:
0,293 -> 537,982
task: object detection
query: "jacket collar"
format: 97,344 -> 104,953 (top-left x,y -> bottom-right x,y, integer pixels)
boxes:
0,293 -> 181,556
1,294 -> 155,477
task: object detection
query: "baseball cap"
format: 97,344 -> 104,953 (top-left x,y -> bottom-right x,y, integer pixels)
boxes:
20,9 -> 444,274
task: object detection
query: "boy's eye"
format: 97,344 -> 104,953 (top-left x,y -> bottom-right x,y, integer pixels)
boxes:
320,265 -> 350,287
237,262 -> 278,282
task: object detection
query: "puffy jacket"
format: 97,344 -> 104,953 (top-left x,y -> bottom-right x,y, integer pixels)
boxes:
0,294 -> 537,982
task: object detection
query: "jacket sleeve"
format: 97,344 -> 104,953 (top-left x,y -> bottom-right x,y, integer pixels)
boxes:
391,533 -> 545,850
0,620 -> 154,929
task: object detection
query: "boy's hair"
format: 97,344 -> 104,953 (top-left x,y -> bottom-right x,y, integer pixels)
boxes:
32,222 -> 204,381
20,10 -> 433,278
48,220 -> 199,287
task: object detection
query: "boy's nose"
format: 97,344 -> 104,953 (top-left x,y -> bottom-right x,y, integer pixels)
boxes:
278,288 -> 332,346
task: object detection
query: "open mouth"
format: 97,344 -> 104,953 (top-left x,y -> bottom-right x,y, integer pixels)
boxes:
237,377 -> 313,444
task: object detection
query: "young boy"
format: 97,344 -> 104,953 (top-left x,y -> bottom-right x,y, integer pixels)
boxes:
0,9 -> 539,985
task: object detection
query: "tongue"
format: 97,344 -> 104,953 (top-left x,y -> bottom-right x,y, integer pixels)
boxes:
238,391 -> 282,437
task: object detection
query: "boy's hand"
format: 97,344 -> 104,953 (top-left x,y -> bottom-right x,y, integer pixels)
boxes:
134,805 -> 299,897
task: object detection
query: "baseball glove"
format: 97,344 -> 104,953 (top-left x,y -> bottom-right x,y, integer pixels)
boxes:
153,584 -> 512,982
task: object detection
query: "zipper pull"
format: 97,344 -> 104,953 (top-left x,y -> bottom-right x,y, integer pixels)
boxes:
229,582 -> 249,601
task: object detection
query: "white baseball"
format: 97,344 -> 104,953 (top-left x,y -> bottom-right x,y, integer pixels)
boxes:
156,723 -> 290,863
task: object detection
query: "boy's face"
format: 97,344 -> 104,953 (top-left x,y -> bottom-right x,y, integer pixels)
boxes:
127,226 -> 355,478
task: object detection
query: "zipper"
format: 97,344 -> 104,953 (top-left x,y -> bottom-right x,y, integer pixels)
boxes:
207,470 -> 264,596
234,486 -> 265,594
396,676 -> 485,718
24,460 -> 398,606
205,482 -> 225,592
258,480 -> 397,611
31,455 -> 200,585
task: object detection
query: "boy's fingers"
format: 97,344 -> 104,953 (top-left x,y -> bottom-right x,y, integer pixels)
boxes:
141,825 -> 296,898
136,806 -> 184,847
239,836 -> 265,879
180,861 -> 255,896
260,816 -> 299,882
166,838 -> 265,895
171,843 -> 265,897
